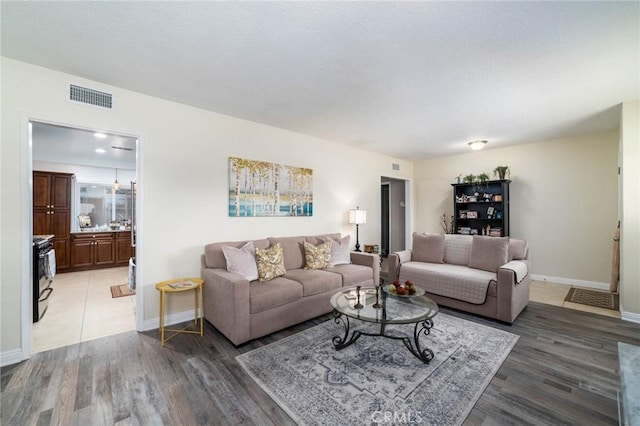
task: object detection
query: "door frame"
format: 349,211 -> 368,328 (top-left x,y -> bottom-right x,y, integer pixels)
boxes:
380,176 -> 411,254
20,113 -> 144,359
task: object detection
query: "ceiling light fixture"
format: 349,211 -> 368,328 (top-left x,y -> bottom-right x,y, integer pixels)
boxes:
94,132 -> 107,139
468,140 -> 488,151
95,148 -> 106,154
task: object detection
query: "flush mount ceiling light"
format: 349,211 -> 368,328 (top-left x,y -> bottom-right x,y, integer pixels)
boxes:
94,132 -> 107,139
95,148 -> 106,154
468,140 -> 488,151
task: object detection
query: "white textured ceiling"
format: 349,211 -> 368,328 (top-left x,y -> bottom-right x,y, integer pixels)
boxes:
31,122 -> 136,170
2,1 -> 638,160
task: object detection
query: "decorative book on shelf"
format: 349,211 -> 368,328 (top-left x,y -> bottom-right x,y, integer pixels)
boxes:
452,180 -> 510,237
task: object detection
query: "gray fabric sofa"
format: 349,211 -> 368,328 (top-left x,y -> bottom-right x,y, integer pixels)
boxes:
201,233 -> 379,345
388,233 -> 530,324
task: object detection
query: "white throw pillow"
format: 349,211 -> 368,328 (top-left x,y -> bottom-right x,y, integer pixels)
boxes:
329,235 -> 351,265
222,241 -> 259,281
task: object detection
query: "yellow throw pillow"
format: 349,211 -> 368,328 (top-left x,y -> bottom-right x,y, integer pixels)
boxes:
255,243 -> 286,282
303,241 -> 332,270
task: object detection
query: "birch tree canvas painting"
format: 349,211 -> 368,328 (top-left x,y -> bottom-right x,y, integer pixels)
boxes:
229,157 -> 313,217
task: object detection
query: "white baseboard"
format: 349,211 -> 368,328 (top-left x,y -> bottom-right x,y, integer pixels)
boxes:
142,308 -> 202,332
1,348 -> 25,367
621,310 -> 640,324
531,274 -> 609,291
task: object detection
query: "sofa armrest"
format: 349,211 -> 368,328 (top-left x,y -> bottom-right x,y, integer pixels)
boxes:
495,259 -> 531,323
201,267 -> 251,345
500,260 -> 529,283
388,250 -> 412,282
350,252 -> 380,285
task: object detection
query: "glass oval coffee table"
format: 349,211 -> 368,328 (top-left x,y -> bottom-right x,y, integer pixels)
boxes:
329,286 -> 439,363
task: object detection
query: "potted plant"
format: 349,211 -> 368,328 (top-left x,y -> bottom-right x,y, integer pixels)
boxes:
477,172 -> 490,184
462,174 -> 476,184
493,166 -> 510,180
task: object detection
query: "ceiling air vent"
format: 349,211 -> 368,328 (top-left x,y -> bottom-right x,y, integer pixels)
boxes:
69,84 -> 113,109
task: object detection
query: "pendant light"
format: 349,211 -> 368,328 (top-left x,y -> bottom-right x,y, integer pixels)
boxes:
113,168 -> 120,191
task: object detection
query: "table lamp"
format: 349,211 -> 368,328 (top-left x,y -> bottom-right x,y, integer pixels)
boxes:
348,207 -> 367,252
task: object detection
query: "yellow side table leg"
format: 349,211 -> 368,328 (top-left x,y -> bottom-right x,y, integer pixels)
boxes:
160,289 -> 165,346
193,285 -> 198,327
199,283 -> 204,336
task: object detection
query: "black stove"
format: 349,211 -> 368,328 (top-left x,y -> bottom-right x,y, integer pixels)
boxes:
33,236 -> 55,322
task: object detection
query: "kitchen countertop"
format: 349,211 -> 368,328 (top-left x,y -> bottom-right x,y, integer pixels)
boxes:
71,229 -> 132,234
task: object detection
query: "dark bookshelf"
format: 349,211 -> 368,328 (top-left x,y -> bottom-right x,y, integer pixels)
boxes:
452,180 -> 510,237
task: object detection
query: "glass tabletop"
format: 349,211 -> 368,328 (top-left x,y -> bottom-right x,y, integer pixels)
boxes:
330,286 -> 438,324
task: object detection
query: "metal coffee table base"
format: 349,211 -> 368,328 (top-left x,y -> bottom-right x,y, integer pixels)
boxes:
331,310 -> 435,364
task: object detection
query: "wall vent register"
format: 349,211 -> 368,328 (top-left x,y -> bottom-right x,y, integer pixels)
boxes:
69,84 -> 113,109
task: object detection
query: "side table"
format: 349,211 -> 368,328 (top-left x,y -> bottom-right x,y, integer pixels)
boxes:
363,244 -> 384,285
155,277 -> 204,346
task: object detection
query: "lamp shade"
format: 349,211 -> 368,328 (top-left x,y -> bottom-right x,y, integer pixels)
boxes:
349,208 -> 367,225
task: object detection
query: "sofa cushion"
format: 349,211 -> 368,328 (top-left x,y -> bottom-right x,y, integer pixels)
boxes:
444,234 -> 473,265
303,241 -> 333,270
468,236 -> 509,272
268,236 -> 306,270
399,262 -> 495,304
412,233 -> 445,263
327,264 -> 372,287
329,235 -> 351,265
284,269 -> 342,296
256,243 -> 286,282
305,233 -> 341,245
204,239 -> 269,269
249,277 -> 303,313
509,239 -> 529,260
221,241 -> 258,281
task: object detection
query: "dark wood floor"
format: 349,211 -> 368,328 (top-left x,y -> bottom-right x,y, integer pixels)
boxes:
2,301 -> 639,425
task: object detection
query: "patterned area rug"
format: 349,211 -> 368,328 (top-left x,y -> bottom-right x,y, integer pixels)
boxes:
565,287 -> 619,310
110,284 -> 135,298
236,313 -> 518,425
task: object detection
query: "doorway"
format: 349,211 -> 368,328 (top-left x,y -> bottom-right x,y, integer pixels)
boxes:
380,176 -> 408,257
28,120 -> 140,353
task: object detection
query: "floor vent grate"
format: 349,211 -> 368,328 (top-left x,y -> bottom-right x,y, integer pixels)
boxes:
69,84 -> 113,109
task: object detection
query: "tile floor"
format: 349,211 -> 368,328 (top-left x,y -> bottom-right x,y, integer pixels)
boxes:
32,266 -> 137,353
529,280 -> 620,319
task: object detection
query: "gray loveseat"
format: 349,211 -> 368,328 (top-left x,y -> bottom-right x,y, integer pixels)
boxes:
388,233 -> 530,323
201,233 -> 379,345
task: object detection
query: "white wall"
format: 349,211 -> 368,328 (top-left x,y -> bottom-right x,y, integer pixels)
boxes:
620,100 -> 640,321
414,131 -> 619,286
0,58 -> 413,361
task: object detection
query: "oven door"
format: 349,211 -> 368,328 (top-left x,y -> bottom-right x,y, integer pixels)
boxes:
33,246 -> 55,322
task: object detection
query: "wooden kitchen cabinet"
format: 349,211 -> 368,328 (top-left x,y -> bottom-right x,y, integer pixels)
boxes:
70,232 -> 115,270
116,232 -> 134,265
33,171 -> 72,270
